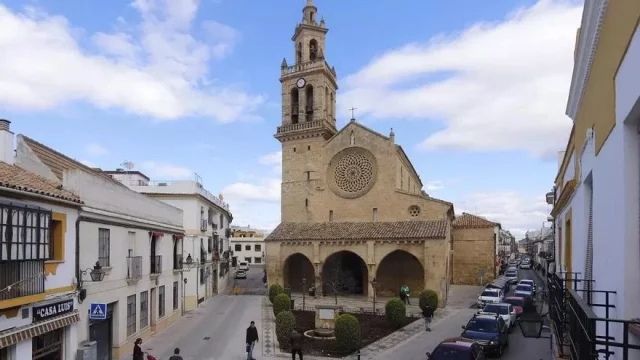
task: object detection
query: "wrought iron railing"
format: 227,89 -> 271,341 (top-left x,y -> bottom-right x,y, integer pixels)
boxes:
150,255 -> 162,274
548,272 -> 640,359
173,254 -> 183,270
0,260 -> 45,300
127,256 -> 142,280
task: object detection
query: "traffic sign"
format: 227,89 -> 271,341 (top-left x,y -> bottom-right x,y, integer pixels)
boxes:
89,303 -> 107,320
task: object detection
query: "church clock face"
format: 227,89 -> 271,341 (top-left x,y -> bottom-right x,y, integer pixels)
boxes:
296,78 -> 306,88
327,147 -> 378,199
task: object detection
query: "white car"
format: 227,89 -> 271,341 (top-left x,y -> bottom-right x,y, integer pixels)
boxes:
520,261 -> 532,269
478,303 -> 517,331
235,269 -> 247,279
518,279 -> 536,295
238,262 -> 249,271
477,288 -> 504,308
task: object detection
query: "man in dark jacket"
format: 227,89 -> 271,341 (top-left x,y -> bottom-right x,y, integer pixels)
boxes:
290,328 -> 304,359
169,348 -> 183,360
246,321 -> 259,360
422,303 -> 435,331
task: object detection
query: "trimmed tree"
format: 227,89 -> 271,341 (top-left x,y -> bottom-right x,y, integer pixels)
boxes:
275,311 -> 296,348
335,313 -> 361,353
269,284 -> 285,304
419,289 -> 439,311
273,293 -> 291,317
385,298 -> 407,328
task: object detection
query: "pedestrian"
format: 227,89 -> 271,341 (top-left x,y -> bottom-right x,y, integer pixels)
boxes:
290,328 -> 304,360
169,348 -> 183,360
246,320 -> 259,360
422,303 -> 435,331
401,285 -> 411,305
132,338 -> 144,360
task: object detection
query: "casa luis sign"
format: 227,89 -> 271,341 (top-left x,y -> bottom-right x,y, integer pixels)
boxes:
32,299 -> 74,322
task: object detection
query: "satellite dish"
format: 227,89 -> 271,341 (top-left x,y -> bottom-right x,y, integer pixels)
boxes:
122,161 -> 134,170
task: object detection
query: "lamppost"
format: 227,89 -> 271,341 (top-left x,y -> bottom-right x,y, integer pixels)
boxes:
181,254 -> 198,316
302,277 -> 307,311
77,261 -> 106,303
371,278 -> 378,313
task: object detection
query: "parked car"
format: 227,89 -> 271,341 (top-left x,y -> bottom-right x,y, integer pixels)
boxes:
503,296 -> 535,316
504,269 -> 518,283
518,279 -> 536,295
426,337 -> 486,359
238,262 -> 249,271
485,276 -> 510,294
520,260 -> 532,269
477,303 -> 517,331
513,283 -> 534,301
235,269 -> 247,279
461,314 -> 510,357
477,288 -> 504,308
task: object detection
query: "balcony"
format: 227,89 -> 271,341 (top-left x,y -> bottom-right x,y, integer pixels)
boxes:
276,120 -> 337,137
200,218 -> 208,232
173,254 -> 183,273
281,59 -> 336,77
150,255 -> 162,278
126,256 -> 142,285
0,261 -> 45,302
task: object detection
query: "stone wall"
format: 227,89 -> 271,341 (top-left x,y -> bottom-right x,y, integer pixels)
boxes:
452,227 -> 496,285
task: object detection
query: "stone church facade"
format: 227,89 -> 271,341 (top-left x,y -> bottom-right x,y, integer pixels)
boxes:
265,0 -> 498,306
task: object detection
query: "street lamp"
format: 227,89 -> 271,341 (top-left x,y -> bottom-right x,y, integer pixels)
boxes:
371,278 -> 378,313
302,277 -> 307,311
80,261 -> 106,284
181,254 -> 198,316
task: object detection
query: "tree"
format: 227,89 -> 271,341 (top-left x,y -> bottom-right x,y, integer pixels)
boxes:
323,265 -> 357,305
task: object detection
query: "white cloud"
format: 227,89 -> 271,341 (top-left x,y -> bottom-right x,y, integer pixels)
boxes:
222,178 -> 280,203
86,143 -> 109,156
141,161 -> 192,179
0,1 -> 264,122
456,190 -> 552,239
258,151 -> 282,175
340,0 -> 580,158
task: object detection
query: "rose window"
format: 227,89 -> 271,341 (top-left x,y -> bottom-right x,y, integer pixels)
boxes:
328,147 -> 377,199
408,205 -> 421,217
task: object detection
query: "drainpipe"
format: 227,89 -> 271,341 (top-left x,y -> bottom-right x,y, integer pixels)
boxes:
75,217 -> 81,300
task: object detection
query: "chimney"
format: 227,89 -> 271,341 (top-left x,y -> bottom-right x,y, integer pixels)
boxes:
0,119 -> 14,165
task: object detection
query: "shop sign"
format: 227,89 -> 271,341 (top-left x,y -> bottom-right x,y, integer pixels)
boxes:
32,299 -> 74,322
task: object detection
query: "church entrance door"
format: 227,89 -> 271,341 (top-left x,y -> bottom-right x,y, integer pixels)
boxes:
322,251 -> 368,296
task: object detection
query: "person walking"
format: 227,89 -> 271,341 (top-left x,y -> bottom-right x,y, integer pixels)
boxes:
401,285 -> 411,305
290,328 -> 304,359
246,320 -> 259,360
169,348 -> 183,360
422,303 -> 435,331
132,338 -> 144,360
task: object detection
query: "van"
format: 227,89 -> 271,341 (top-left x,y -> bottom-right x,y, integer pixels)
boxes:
239,262 -> 249,271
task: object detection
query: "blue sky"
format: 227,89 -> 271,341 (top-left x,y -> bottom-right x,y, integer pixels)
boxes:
0,0 -> 582,237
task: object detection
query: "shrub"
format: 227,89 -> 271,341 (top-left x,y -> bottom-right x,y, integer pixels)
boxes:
385,298 -> 406,328
275,311 -> 296,347
273,293 -> 291,317
335,313 -> 360,353
269,284 -> 284,304
419,289 -> 439,311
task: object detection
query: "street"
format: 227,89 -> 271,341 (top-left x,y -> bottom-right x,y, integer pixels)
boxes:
376,268 -> 552,360
229,265 -> 267,296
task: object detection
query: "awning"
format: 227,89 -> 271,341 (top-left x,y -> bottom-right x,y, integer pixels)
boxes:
0,311 -> 80,349
150,231 -> 164,238
173,234 -> 184,240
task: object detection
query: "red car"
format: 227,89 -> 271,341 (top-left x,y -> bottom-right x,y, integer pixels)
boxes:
426,337 -> 486,359
502,296 -> 534,317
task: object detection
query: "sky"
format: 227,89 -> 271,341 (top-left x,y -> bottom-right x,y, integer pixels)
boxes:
0,0 -> 582,238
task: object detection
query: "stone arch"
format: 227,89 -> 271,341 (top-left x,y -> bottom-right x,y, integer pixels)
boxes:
322,250 -> 368,296
376,250 -> 425,297
290,87 -> 299,124
283,253 -> 315,292
309,39 -> 318,61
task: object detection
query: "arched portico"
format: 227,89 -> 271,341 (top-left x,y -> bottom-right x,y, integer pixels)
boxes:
321,250 -> 368,296
283,253 -> 315,292
375,250 -> 425,297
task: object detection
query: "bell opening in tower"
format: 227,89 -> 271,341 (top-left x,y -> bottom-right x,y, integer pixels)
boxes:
305,85 -> 314,121
309,39 -> 318,61
296,42 -> 302,64
291,88 -> 299,124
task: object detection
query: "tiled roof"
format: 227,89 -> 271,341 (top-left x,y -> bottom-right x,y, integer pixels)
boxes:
0,162 -> 82,203
453,213 -> 499,228
21,136 -> 126,187
265,220 -> 448,241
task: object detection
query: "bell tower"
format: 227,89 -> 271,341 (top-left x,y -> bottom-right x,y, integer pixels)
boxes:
275,0 -> 338,222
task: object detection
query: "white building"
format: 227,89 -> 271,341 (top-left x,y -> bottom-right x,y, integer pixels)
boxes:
551,1 -> 640,357
108,171 -> 233,310
14,134 -> 186,359
0,120 -> 82,360
229,226 -> 270,266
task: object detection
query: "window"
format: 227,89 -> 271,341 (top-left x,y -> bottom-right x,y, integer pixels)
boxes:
173,281 -> 179,310
235,244 -> 241,251
200,268 -> 206,284
0,201 -> 52,261
140,291 -> 148,329
126,294 -> 136,336
254,257 -> 262,264
32,328 -> 63,360
255,244 -> 261,252
159,285 -> 165,318
293,147 -> 296,152
329,210 -> 333,221
98,228 -> 111,267
245,257 -> 252,263
307,145 -> 311,150
51,214 -> 64,261
373,208 -> 378,221
305,198 -> 308,207
219,214 -> 224,228
245,245 -> 251,251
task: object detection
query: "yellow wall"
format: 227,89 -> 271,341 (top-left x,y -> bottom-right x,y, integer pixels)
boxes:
0,285 -> 75,310
44,211 -> 67,276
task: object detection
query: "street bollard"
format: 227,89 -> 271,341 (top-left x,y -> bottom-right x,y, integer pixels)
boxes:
357,349 -> 361,359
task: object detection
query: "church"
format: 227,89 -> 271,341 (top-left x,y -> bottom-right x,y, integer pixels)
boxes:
264,0 -> 500,306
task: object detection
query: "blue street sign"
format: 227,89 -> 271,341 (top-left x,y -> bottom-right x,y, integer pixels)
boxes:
89,303 -> 107,320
